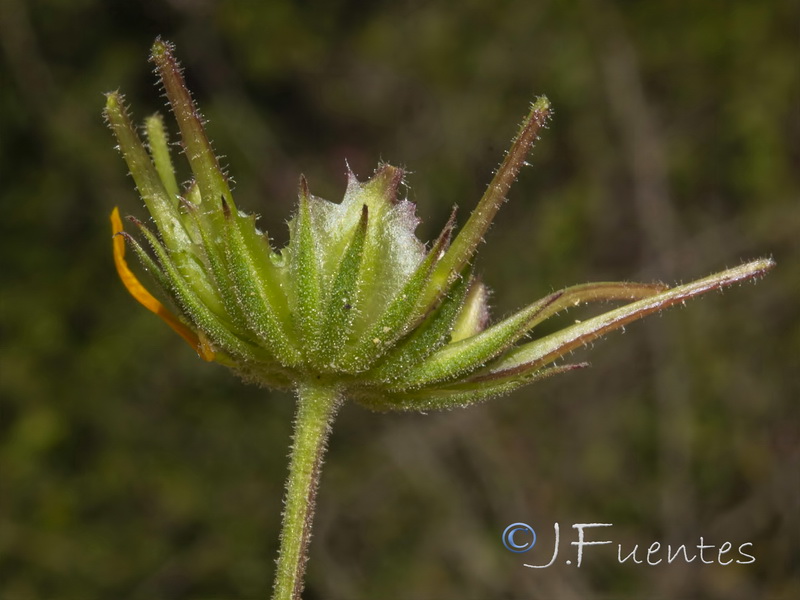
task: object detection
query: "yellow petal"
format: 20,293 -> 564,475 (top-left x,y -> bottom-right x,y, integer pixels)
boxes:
111,207 -> 214,361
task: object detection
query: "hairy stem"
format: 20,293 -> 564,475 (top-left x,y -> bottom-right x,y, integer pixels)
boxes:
273,383 -> 342,600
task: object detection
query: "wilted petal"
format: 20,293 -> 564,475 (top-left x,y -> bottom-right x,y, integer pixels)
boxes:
111,207 -> 214,361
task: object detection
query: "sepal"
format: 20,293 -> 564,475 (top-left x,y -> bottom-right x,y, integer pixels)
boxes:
449,278 -> 489,343
390,281 -> 666,390
354,364 -> 587,412
150,38 -> 234,213
480,259 -> 776,377
313,204 -> 370,368
337,205 -> 456,372
104,93 -> 189,253
368,264 -> 474,382
221,198 -> 301,366
421,97 -> 551,306
289,177 -> 324,349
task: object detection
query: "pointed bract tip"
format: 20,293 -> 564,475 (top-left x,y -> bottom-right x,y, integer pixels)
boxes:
104,90 -> 124,110
221,195 -> 231,218
344,160 -> 357,181
531,95 -> 551,114
754,257 -> 776,272
145,111 -> 165,125
435,206 -> 459,252
715,257 -> 776,286
178,197 -> 197,212
515,95 -> 551,141
372,163 -> 405,204
375,162 -> 404,180
298,174 -> 310,199
125,214 -> 144,227
113,229 -> 135,244
103,92 -> 130,129
444,205 -> 458,229
150,37 -> 173,61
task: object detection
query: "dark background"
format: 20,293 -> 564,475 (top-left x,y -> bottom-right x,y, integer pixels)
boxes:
1,0 -> 798,598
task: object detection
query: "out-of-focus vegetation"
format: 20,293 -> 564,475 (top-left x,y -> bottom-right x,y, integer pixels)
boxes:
0,0 -> 797,598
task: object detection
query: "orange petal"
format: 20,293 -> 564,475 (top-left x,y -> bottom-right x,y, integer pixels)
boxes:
111,207 -> 214,361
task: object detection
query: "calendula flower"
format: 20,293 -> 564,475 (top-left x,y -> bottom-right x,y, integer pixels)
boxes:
106,39 -> 773,600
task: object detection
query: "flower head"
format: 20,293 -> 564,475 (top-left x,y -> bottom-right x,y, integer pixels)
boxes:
106,39 -> 773,412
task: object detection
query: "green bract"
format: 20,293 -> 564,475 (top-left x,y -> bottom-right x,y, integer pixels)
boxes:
107,39 -> 773,412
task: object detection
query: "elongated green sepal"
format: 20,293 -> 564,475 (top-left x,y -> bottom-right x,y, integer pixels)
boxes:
127,215 -> 225,316
150,38 -> 234,211
144,113 -> 180,201
222,199 -> 301,366
483,259 -> 776,378
342,165 -> 424,329
117,230 -> 174,302
392,281 -> 666,390
369,265 -> 473,382
420,97 -> 551,307
356,364 -> 586,412
105,92 -> 188,252
179,196 -> 253,337
134,220 -> 266,361
290,177 -> 323,348
315,204 -> 370,367
338,207 -> 457,372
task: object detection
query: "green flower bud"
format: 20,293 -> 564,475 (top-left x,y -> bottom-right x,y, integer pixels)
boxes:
107,39 -> 774,412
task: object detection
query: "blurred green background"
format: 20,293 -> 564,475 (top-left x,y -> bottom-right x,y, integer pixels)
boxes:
1,0 -> 798,598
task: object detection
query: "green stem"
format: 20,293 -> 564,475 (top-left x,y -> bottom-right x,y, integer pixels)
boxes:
272,383 -> 342,600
